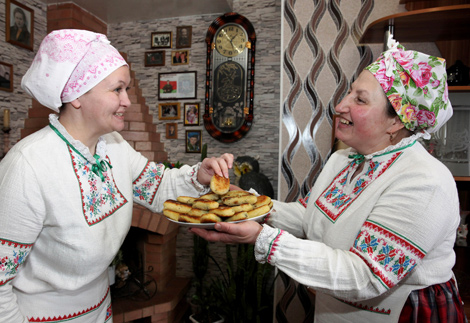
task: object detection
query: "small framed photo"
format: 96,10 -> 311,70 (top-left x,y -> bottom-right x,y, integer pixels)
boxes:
158,71 -> 197,100
158,102 -> 180,120
145,51 -> 165,67
6,0 -> 34,51
151,31 -> 172,49
176,26 -> 192,48
186,130 -> 201,153
184,102 -> 200,126
0,62 -> 13,92
171,50 -> 189,66
166,123 -> 178,139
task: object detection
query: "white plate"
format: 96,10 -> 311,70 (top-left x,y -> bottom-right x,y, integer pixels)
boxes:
166,210 -> 271,229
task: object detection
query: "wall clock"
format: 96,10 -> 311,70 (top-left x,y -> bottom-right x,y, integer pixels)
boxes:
204,12 -> 256,143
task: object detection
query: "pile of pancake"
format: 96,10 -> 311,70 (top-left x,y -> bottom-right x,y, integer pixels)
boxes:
162,174 -> 273,224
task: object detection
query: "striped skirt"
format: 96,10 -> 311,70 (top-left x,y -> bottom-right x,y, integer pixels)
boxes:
399,278 -> 468,323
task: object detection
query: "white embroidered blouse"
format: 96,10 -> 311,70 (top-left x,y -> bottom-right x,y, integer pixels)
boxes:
256,138 -> 460,322
0,115 -> 209,322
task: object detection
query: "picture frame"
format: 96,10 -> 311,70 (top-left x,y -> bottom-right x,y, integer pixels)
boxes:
185,130 -> 202,153
145,51 -> 165,67
158,71 -> 197,100
6,0 -> 34,51
184,102 -> 200,126
171,50 -> 189,66
166,123 -> 178,139
176,26 -> 192,48
151,31 -> 172,49
0,62 -> 13,92
158,102 -> 180,120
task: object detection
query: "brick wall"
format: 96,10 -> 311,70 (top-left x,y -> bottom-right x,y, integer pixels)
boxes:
47,2 -> 107,34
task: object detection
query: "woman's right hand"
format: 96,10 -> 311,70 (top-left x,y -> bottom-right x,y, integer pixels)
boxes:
190,220 -> 263,245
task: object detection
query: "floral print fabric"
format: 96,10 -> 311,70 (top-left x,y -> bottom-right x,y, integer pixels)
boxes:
365,36 -> 452,135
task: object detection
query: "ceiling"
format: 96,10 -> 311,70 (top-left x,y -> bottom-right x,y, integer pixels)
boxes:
39,0 -> 233,23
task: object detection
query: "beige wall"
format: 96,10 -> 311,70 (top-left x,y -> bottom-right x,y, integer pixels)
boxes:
278,0 -> 439,202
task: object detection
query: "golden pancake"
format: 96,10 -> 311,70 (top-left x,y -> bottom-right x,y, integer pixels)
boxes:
192,199 -> 219,210
222,194 -> 257,206
179,214 -> 202,223
163,209 -> 181,221
200,213 -> 222,223
200,192 -> 220,201
225,211 -> 248,222
177,196 -> 197,205
187,208 -> 209,217
231,203 -> 254,213
210,174 -> 230,195
222,190 -> 251,198
211,206 -> 235,217
247,204 -> 271,219
163,199 -> 192,213
253,195 -> 271,208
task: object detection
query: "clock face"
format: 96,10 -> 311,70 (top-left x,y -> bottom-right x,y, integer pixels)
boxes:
215,24 -> 247,57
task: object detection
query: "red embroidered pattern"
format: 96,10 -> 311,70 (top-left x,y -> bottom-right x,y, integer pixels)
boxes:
28,287 -> 110,322
350,220 -> 425,289
315,152 -> 402,223
267,229 -> 284,263
132,162 -> 164,205
70,148 -> 128,226
337,298 -> 391,315
0,238 -> 33,249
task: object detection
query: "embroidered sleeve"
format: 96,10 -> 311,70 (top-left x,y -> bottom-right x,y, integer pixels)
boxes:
133,161 -> 166,205
255,224 -> 284,263
0,239 -> 33,286
133,162 -> 210,212
349,220 -> 425,290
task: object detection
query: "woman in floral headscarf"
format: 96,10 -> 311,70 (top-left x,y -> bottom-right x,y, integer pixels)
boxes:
0,29 -> 234,322
192,37 -> 467,323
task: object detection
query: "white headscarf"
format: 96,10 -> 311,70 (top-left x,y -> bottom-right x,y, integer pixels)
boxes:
21,29 -> 128,112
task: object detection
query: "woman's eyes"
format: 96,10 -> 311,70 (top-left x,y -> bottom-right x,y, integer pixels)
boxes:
114,87 -> 130,93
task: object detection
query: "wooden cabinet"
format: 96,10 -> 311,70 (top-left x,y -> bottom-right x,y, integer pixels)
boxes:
361,2 -> 470,317
359,3 -> 470,92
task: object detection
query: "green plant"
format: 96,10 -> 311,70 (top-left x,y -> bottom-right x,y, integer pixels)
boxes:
209,244 -> 274,323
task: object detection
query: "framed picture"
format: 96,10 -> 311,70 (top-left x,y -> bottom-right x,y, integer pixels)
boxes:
176,26 -> 192,48
0,62 -> 13,92
158,102 -> 180,120
184,102 -> 199,126
186,130 -> 201,153
158,71 -> 197,100
171,50 -> 189,66
6,0 -> 34,51
145,51 -> 165,67
151,31 -> 172,49
166,123 -> 178,139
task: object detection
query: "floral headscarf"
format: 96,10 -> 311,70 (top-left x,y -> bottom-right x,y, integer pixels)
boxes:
365,35 -> 453,139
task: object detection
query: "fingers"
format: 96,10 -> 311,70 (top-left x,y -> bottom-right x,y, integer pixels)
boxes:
201,154 -> 234,178
189,220 -> 262,245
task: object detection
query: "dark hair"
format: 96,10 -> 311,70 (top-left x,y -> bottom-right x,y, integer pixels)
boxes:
385,99 -> 396,118
13,7 -> 28,30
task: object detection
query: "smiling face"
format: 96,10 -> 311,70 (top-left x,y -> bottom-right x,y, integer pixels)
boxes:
334,70 -> 402,155
74,66 -> 131,138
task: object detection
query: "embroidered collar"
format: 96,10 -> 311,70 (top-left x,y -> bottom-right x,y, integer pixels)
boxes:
49,114 -> 111,181
348,132 -> 423,163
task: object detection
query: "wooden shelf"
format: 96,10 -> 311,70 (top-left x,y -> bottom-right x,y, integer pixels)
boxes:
359,5 -> 470,44
454,176 -> 470,182
449,85 -> 470,92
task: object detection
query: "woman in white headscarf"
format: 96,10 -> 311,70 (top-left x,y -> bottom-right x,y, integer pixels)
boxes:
0,29 -> 234,322
192,38 -> 468,322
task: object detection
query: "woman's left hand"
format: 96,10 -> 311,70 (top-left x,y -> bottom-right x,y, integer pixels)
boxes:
190,220 -> 263,245
197,153 -> 234,186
